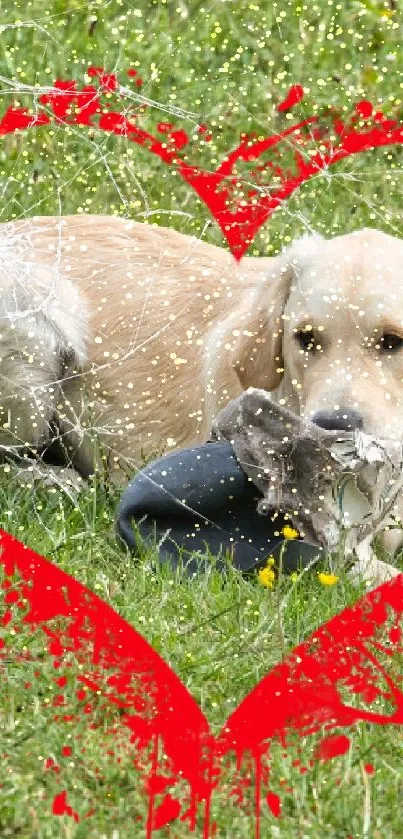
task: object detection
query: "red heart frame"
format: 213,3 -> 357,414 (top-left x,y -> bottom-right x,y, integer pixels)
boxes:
2,530 -> 403,836
2,66 -> 403,836
2,67 -> 403,259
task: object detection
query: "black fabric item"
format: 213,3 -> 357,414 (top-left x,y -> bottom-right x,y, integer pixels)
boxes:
116,441 -> 323,575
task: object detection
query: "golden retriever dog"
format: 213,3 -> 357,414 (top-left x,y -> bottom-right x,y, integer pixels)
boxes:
1,215 -> 403,574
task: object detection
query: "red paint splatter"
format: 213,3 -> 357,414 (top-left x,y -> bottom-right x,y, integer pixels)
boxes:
277,84 -> 305,112
52,790 -> 80,822
152,794 -> 182,829
315,734 -> 351,762
87,66 -> 117,91
356,100 -> 373,119
266,791 -> 281,817
44,757 -> 60,773
0,68 -> 402,259
2,529 -> 403,835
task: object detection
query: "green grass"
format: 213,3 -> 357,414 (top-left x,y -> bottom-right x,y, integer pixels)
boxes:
1,0 -> 403,836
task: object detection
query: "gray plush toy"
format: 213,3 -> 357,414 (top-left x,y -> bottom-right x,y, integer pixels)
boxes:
211,388 -> 403,586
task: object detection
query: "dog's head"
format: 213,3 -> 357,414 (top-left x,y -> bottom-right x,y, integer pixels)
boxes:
233,227 -> 403,441
0,255 -> 88,456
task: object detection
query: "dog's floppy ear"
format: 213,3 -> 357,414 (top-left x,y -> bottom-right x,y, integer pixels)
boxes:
233,233 -> 324,391
40,280 -> 89,371
0,257 -> 90,372
232,255 -> 294,391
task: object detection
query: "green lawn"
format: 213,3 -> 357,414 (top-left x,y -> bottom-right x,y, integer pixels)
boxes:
1,0 -> 403,836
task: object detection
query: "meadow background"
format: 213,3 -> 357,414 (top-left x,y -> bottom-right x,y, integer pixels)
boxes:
1,0 -> 403,836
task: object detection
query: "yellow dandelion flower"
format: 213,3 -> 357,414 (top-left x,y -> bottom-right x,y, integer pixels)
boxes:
258,566 -> 276,588
318,572 -> 339,586
282,525 -> 299,540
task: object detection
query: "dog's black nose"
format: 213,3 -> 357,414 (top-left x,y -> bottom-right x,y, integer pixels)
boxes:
311,408 -> 364,432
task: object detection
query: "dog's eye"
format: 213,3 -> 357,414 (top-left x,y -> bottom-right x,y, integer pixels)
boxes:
295,328 -> 316,352
380,333 -> 403,352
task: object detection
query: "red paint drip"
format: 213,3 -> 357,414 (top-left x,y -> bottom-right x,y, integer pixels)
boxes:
152,794 -> 182,830
266,791 -> 281,818
2,529 -> 403,836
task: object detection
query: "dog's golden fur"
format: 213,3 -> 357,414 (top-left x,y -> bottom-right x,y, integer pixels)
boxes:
2,215 -> 403,564
0,214 -> 266,478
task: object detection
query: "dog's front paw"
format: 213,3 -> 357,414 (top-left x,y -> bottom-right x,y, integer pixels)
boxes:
348,554 -> 401,589
8,460 -> 86,499
378,527 -> 403,557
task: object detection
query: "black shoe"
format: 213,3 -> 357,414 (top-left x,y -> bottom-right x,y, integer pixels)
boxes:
116,441 -> 322,576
